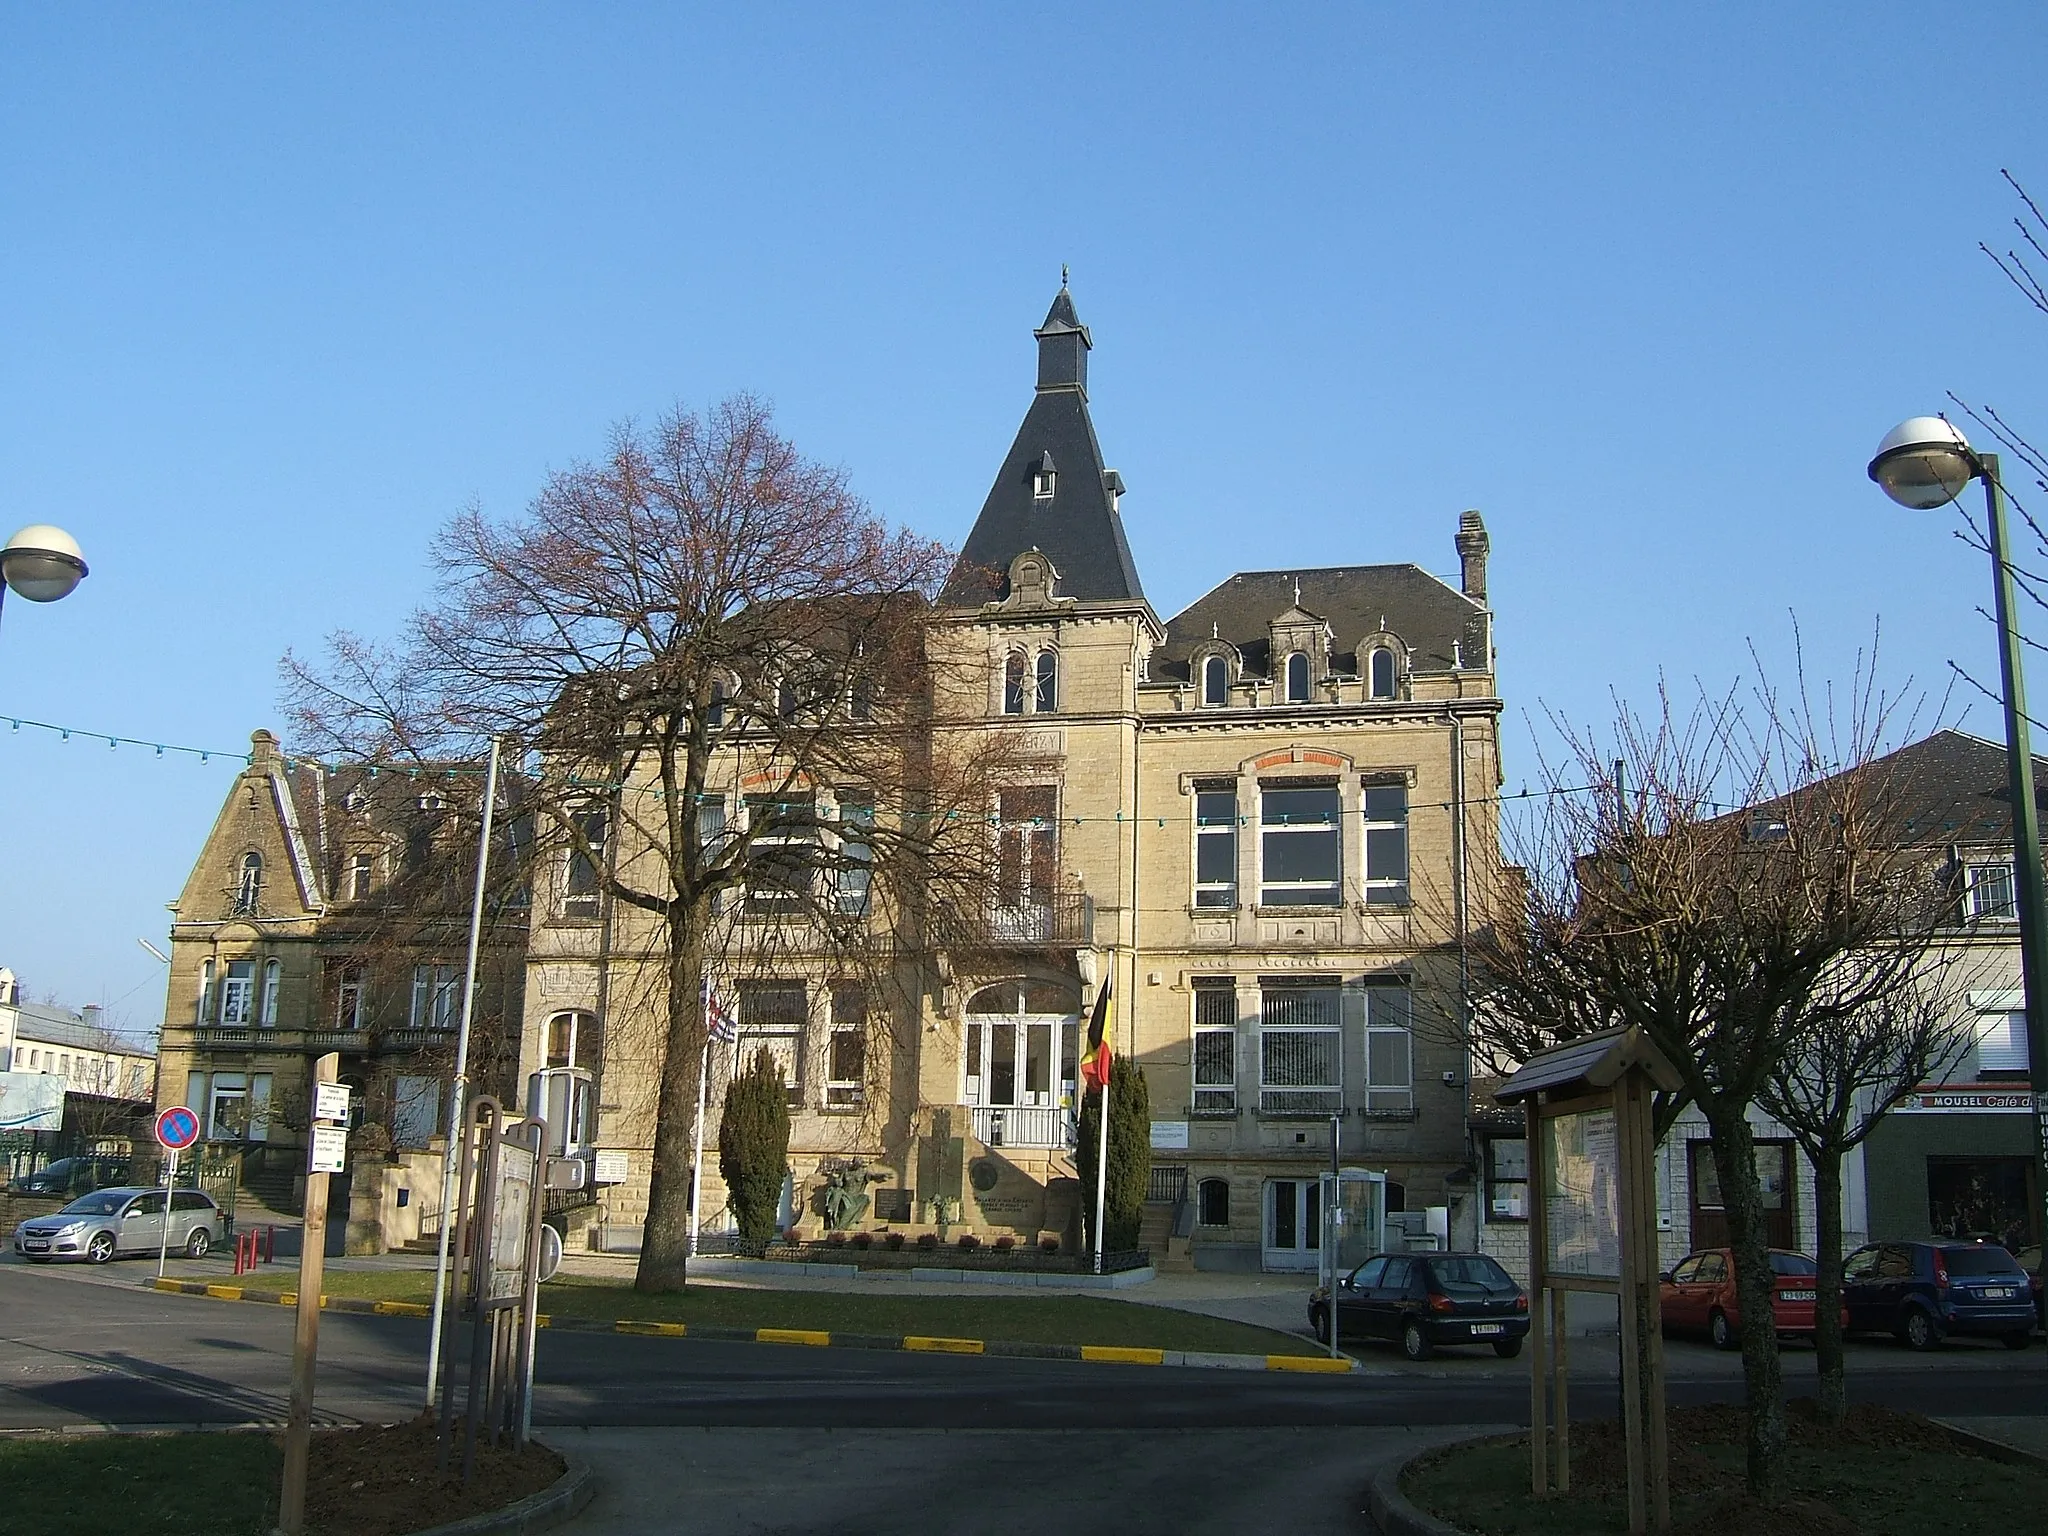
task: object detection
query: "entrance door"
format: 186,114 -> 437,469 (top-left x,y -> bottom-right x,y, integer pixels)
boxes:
1688,1140 -> 1796,1251
963,989 -> 1078,1149
1263,1178 -> 1322,1272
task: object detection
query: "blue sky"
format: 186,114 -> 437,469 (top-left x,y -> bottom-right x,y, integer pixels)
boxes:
2,5 -> 2044,1034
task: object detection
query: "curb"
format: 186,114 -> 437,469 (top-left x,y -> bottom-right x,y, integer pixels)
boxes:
143,1277 -> 1356,1375
407,1449 -> 595,1536
1933,1419 -> 2048,1471
1367,1438 -> 1498,1536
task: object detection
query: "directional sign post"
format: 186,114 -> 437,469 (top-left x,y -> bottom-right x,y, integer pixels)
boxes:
279,1055 -> 343,1536
153,1106 -> 200,1279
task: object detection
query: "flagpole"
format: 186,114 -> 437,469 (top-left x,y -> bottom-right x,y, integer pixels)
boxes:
1092,1069 -> 1110,1275
689,975 -> 710,1260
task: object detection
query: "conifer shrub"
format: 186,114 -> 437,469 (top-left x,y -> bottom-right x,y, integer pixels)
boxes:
718,1047 -> 791,1246
1076,1061 -> 1152,1255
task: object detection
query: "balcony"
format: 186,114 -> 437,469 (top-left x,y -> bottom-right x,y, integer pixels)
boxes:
970,1105 -> 1076,1149
979,892 -> 1094,947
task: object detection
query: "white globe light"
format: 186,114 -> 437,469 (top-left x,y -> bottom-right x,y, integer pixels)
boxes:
1867,417 -> 1977,510
1,524 -> 89,603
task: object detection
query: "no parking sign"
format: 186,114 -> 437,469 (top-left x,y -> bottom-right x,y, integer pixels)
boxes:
154,1105 -> 200,1151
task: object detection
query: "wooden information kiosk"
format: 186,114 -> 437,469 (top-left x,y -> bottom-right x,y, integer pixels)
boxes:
1495,1026 -> 1680,1535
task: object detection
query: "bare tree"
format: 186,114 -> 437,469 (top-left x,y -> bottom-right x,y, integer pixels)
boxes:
1466,667 -> 1950,1500
285,395 -> 1010,1292
1758,957 -> 1970,1425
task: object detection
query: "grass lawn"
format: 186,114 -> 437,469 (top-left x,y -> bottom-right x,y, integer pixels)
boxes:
224,1268 -> 1313,1355
0,1431 -> 279,1536
1405,1427 -> 2048,1535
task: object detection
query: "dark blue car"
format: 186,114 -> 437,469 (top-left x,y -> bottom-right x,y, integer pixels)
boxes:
1841,1240 -> 2036,1351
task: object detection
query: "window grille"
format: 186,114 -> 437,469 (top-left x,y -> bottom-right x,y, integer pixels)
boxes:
1967,862 -> 2017,921
1259,983 -> 1340,1114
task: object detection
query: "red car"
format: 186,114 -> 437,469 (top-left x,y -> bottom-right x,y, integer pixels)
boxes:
1659,1247 -> 1838,1350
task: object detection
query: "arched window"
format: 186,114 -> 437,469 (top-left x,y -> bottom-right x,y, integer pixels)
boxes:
1202,654 -> 1229,707
1034,650 -> 1058,713
546,1009 -> 601,1071
234,852 -> 263,914
1369,647 -> 1396,699
197,958 -> 215,1025
259,959 -> 281,1027
1199,1177 -> 1231,1227
1003,652 -> 1026,715
1285,652 -> 1310,703
848,675 -> 874,720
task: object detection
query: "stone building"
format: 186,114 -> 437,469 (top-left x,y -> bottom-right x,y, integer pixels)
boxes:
530,288 -> 1505,1269
154,730 -> 525,1207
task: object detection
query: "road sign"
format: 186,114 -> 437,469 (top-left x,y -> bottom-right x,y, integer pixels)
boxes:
308,1124 -> 348,1175
154,1105 -> 201,1151
314,1082 -> 352,1125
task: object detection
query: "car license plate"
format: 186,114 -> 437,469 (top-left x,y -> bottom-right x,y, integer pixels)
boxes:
22,1241 -> 49,1253
1783,1289 -> 1816,1302
1982,1287 -> 2016,1300
1470,1323 -> 1505,1336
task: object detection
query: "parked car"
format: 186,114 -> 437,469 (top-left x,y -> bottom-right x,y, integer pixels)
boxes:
1841,1239 -> 2035,1350
2009,1244 -> 2043,1328
12,1186 -> 222,1264
1658,1247 -> 1840,1350
4,1154 -> 132,1198
1310,1251 -> 1530,1360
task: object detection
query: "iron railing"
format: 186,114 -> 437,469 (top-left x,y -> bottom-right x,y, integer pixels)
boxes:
979,891 -> 1094,946
971,1105 -> 1075,1149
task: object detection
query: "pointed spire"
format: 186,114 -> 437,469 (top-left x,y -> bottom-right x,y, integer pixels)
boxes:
1036,284 -> 1090,395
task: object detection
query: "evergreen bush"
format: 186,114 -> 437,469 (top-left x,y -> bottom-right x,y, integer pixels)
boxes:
1076,1061 -> 1151,1254
717,1047 -> 791,1246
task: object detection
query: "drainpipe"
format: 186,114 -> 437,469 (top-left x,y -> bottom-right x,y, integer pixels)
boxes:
1448,710 -> 1474,1241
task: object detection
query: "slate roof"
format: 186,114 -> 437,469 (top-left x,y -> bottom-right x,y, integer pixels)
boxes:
1154,563 -> 1488,684
1746,728 -> 2048,850
940,289 -> 1147,607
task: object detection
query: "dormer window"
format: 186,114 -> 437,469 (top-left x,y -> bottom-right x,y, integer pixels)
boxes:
234,852 -> 264,915
1369,647 -> 1397,699
417,791 -> 445,813
1031,450 -> 1056,500
1285,652 -> 1311,703
1202,654 -> 1230,707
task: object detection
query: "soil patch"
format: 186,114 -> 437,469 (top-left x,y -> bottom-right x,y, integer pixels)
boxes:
305,1415 -> 565,1536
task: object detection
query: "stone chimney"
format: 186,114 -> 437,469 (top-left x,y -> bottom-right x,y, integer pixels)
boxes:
1455,510 -> 1490,603
82,1003 -> 104,1034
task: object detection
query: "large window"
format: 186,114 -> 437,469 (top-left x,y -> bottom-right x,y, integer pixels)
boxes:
564,807 -> 607,919
995,786 -> 1059,915
737,982 -> 806,1105
1966,861 -> 2017,921
1192,980 -> 1237,1114
328,962 -> 365,1030
1202,654 -> 1229,707
259,959 -> 281,1027
206,1071 -> 271,1142
1364,984 -> 1414,1112
1259,982 -> 1341,1114
1193,788 -> 1238,908
1488,1137 -> 1530,1220
411,964 -> 460,1030
392,1075 -> 441,1147
1362,784 -> 1409,906
219,960 -> 256,1025
744,795 -> 819,915
1260,783 -> 1341,906
827,985 -> 866,1108
835,795 -> 874,916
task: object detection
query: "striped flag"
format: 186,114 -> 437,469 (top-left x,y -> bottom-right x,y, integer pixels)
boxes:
705,981 -> 738,1044
1079,976 -> 1114,1091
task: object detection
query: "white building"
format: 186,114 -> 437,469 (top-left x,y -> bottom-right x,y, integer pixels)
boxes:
0,968 -> 156,1104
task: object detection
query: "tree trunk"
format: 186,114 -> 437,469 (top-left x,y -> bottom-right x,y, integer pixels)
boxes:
635,904 -> 707,1293
1705,1109 -> 1786,1501
1810,1144 -> 1847,1425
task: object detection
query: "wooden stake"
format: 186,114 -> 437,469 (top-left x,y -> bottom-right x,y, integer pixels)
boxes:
276,1052 -> 339,1536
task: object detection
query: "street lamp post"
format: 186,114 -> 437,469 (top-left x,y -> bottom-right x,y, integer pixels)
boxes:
1870,416 -> 2048,1256
0,524 -> 89,624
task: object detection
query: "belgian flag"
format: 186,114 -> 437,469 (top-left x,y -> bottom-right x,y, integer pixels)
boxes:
1079,976 -> 1114,1091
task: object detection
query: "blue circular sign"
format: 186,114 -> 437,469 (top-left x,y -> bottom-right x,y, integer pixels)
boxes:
155,1105 -> 200,1151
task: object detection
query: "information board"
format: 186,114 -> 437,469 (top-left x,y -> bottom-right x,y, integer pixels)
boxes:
314,1082 -> 352,1125
489,1143 -> 536,1304
1542,1106 -> 1621,1279
308,1123 -> 348,1175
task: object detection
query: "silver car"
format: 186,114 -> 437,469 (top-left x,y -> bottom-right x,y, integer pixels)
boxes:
12,1186 -> 223,1264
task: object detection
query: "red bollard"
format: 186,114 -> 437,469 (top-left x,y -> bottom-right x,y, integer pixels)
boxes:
264,1224 -> 276,1264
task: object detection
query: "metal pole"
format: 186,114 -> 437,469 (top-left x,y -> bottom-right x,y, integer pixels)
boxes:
278,1052 -> 339,1536
427,734 -> 503,1407
1328,1113 -> 1340,1359
1980,454 -> 2048,1262
156,1147 -> 177,1279
1091,1067 -> 1111,1276
689,976 -> 710,1260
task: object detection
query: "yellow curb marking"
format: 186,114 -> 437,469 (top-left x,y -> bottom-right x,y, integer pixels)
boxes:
373,1301 -> 430,1317
904,1336 -> 984,1354
1079,1345 -> 1165,1365
202,1285 -> 243,1301
615,1320 -> 687,1337
151,1278 -> 180,1293
756,1328 -> 831,1347
1265,1354 -> 1353,1373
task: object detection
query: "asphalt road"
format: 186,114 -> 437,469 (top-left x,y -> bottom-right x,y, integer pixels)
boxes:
5,1256 -> 2047,1433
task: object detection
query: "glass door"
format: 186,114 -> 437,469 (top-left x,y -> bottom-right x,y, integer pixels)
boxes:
1264,1178 -> 1322,1271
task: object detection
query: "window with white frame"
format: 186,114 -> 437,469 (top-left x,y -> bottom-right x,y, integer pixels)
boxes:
1192,979 -> 1237,1113
696,796 -> 730,862
1193,787 -> 1238,908
349,851 -> 376,900
1034,650 -> 1058,712
1259,981 -> 1341,1114
1285,652 -> 1311,703
1260,783 -> 1341,906
1976,1009 -> 2029,1074
737,982 -> 806,1105
1966,861 -> 2017,921
329,962 -> 366,1030
234,852 -> 264,915
1488,1136 -> 1529,1219
1369,647 -> 1396,699
827,985 -> 866,1107
835,794 -> 874,916
1202,654 -> 1229,707
392,1075 -> 442,1146
1364,983 -> 1414,1112
546,1009 -> 600,1069
219,960 -> 256,1025
411,964 -> 460,1030
197,958 -> 215,1025
564,806 -> 607,919
1363,784 -> 1409,906
259,959 -> 281,1027
208,1072 -> 250,1140
995,786 -> 1059,917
